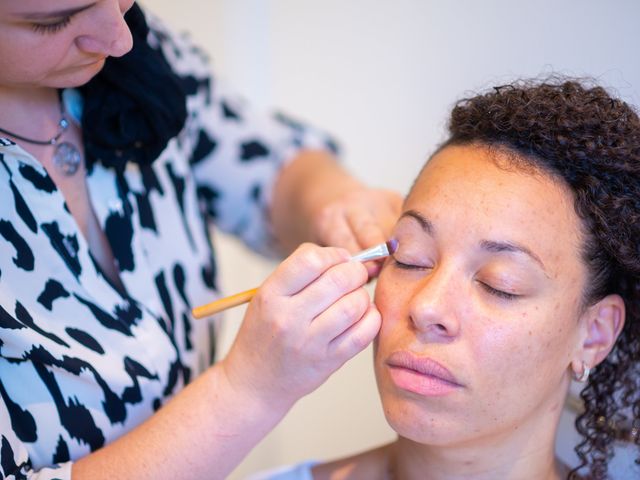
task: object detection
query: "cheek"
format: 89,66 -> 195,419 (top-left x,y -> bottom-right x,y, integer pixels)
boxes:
0,52 -> 47,83
374,270 -> 410,332
0,33 -> 71,81
373,271 -> 413,364
471,302 -> 577,392
524,302 -> 577,365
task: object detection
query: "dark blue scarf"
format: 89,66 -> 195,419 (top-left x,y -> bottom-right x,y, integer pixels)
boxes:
80,3 -> 188,171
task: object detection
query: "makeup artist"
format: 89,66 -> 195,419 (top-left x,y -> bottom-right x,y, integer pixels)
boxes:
0,1 -> 401,479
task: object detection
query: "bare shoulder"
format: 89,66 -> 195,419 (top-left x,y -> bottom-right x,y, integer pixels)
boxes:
310,444 -> 392,480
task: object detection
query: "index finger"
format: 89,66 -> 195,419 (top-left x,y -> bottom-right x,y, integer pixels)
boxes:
345,206 -> 388,251
266,243 -> 351,296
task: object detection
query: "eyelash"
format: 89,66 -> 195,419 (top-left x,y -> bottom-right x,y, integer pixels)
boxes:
393,258 -> 520,301
479,282 -> 519,301
32,16 -> 72,34
392,257 -> 432,271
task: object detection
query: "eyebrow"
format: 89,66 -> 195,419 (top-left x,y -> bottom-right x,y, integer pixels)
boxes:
480,239 -> 547,272
399,209 -> 548,273
399,210 -> 435,235
15,3 -> 96,20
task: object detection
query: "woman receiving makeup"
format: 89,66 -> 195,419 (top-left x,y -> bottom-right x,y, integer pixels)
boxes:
0,1 -> 402,479
253,78 -> 640,479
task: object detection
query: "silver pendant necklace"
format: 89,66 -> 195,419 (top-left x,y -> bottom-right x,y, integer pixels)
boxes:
0,92 -> 81,176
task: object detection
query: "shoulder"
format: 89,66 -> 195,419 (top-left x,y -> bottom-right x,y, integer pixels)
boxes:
247,460 -> 318,480
139,6 -> 212,79
246,447 -> 388,480
310,445 -> 391,480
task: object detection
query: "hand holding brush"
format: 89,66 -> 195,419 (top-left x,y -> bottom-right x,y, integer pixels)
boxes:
192,239 -> 398,319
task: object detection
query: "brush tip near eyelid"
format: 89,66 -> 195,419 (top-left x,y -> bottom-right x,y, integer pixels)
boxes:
386,238 -> 399,255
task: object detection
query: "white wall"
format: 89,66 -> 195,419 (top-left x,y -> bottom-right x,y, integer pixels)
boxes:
147,1 -> 640,478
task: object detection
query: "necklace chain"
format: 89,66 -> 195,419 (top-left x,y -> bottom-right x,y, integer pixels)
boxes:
0,118 -> 69,146
0,91 -> 82,176
0,93 -> 69,145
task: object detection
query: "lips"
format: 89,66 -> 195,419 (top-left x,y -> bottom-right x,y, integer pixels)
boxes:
81,58 -> 106,67
385,351 -> 463,396
72,57 -> 106,69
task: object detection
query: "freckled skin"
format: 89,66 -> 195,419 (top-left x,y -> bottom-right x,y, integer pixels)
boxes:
374,145 -> 588,453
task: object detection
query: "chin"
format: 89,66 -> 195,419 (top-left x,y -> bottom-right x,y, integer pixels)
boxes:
377,374 -> 475,447
381,397 -> 463,446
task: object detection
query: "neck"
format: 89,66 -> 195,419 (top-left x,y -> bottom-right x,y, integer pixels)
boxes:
0,86 -> 62,141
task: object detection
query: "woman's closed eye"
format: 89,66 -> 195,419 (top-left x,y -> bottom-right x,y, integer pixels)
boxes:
32,16 -> 73,34
478,281 -> 521,301
391,255 -> 434,271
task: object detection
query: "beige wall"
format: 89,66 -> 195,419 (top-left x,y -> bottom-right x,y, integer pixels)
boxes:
146,1 -> 640,478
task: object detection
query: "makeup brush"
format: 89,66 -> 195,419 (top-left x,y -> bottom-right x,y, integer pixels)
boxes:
191,239 -> 399,319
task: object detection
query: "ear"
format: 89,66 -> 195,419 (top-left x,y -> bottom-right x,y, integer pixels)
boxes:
574,294 -> 625,369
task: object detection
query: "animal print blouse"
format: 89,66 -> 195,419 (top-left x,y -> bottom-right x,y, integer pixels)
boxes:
0,11 -> 336,480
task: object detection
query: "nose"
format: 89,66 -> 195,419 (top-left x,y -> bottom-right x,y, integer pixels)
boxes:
75,2 -> 134,58
408,267 -> 461,340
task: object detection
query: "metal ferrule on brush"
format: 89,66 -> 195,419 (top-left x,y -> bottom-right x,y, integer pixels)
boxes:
351,242 -> 391,262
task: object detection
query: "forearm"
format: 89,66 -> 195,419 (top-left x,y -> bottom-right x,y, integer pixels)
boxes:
72,362 -> 290,480
270,149 -> 362,253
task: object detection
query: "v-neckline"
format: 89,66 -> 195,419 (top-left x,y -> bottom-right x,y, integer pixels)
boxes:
1,140 -> 131,303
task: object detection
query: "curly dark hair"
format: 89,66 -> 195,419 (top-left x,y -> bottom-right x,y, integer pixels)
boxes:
443,77 -> 640,479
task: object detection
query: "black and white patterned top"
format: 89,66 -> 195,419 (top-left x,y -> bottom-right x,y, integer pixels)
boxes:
0,11 -> 336,480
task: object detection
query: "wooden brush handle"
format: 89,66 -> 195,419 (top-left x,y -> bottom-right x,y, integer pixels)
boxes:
191,287 -> 258,319
192,240 -> 396,319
